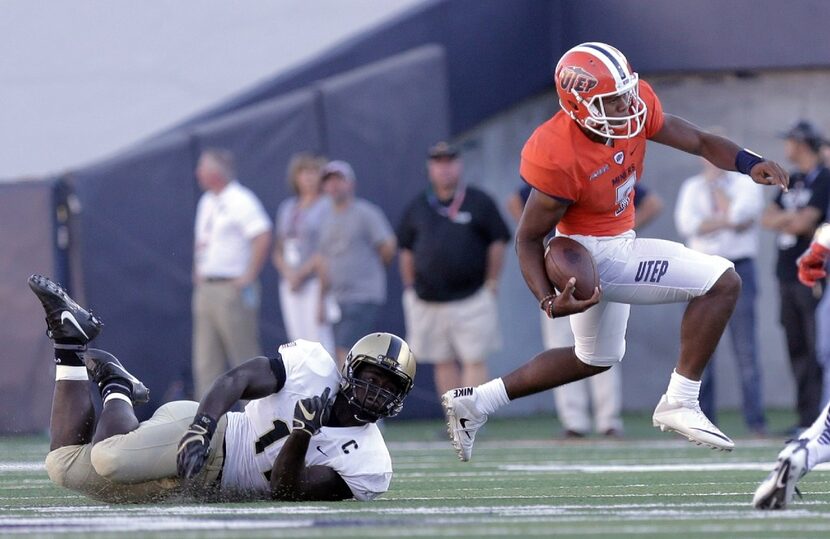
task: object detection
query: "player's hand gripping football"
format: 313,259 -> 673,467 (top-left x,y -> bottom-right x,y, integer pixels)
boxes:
797,224 -> 830,287
292,387 -> 334,437
176,412 -> 218,480
749,160 -> 789,191
550,277 -> 601,317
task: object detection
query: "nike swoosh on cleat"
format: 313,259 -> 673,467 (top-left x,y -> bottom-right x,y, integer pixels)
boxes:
298,401 -> 316,421
689,427 -> 731,443
459,418 -> 472,439
316,446 -> 328,456
60,311 -> 89,339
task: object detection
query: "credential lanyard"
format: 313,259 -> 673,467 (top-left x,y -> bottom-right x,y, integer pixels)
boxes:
426,183 -> 466,221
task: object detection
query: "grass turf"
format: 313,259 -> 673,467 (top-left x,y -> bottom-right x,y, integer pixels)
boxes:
1,410 -> 828,538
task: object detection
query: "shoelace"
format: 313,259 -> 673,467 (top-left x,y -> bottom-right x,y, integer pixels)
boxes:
684,401 -> 720,431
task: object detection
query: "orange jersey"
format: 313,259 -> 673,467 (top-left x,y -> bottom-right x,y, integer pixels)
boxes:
520,81 -> 665,236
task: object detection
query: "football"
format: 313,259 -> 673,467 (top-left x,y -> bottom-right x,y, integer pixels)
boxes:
544,237 -> 599,301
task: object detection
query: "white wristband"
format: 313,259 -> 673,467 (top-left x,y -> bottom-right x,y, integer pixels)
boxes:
815,223 -> 830,249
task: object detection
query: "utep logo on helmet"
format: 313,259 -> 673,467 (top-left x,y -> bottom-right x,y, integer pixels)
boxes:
559,66 -> 598,93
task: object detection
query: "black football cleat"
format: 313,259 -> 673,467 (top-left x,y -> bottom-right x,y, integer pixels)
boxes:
28,274 -> 103,346
84,348 -> 150,405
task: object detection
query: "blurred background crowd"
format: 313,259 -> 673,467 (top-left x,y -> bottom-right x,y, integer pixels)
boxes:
3,0 -> 830,437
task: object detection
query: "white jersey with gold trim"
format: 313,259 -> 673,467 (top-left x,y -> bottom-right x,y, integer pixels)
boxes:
220,340 -> 392,501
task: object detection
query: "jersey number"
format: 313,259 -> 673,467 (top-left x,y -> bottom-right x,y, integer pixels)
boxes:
614,173 -> 637,216
255,419 -> 291,454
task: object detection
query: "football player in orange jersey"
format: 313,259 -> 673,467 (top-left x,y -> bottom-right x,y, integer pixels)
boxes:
443,42 -> 789,461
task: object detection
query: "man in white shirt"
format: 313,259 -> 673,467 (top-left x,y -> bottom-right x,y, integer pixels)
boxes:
674,157 -> 767,435
29,274 -> 415,503
193,149 -> 272,398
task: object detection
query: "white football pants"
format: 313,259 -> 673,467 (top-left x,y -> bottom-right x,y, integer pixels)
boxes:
557,231 -> 733,367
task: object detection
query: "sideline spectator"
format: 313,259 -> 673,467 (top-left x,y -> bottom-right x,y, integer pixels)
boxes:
273,153 -> 334,354
761,120 -> 830,433
192,148 -> 272,398
506,183 -> 662,438
675,155 -> 767,435
318,160 -> 397,366
398,142 -> 510,399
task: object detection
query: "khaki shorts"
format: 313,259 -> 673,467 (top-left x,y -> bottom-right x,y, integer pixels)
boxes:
403,286 -> 501,364
45,401 -> 228,503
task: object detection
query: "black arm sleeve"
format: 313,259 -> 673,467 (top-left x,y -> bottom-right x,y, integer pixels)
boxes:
269,353 -> 287,393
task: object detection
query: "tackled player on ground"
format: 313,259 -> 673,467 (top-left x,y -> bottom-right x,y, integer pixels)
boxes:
29,274 -> 416,503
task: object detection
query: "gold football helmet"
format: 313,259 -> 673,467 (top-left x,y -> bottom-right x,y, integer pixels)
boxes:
340,333 -> 416,421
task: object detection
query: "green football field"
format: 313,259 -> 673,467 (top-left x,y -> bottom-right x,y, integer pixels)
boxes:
2,411 -> 829,538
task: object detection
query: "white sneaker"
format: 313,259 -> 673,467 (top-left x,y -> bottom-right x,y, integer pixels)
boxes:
441,387 -> 488,462
652,394 -> 734,451
753,439 -> 809,510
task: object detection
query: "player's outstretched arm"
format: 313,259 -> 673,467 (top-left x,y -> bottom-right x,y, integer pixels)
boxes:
271,388 -> 353,501
652,114 -> 789,191
177,356 -> 283,479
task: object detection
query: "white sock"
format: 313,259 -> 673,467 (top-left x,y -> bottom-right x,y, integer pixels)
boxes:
665,369 -> 700,404
103,392 -> 132,406
55,365 -> 88,381
475,378 -> 510,415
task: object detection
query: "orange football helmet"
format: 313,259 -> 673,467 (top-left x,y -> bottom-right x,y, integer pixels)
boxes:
555,42 -> 647,139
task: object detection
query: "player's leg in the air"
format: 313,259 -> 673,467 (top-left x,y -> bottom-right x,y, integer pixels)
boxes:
651,268 -> 740,449
444,299 -> 617,461
85,348 -> 149,443
31,275 -> 179,503
29,274 -> 104,450
29,275 -> 148,446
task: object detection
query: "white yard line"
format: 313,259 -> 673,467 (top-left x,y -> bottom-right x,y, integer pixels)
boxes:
0,463 -> 44,472
5,501 -> 830,517
3,500 -> 830,535
0,516 -> 314,533
388,438 -> 782,451
500,462 -> 830,473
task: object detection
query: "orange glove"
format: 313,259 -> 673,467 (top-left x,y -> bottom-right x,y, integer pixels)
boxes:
797,241 -> 830,287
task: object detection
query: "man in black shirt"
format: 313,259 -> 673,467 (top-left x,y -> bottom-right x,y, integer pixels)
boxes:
762,120 -> 830,431
398,142 -> 511,401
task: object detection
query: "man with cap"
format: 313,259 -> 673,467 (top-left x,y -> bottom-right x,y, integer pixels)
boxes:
397,142 -> 511,401
762,120 -> 830,433
317,160 -> 397,367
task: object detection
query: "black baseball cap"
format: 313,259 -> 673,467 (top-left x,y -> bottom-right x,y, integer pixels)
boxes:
779,120 -> 824,151
427,141 -> 459,159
